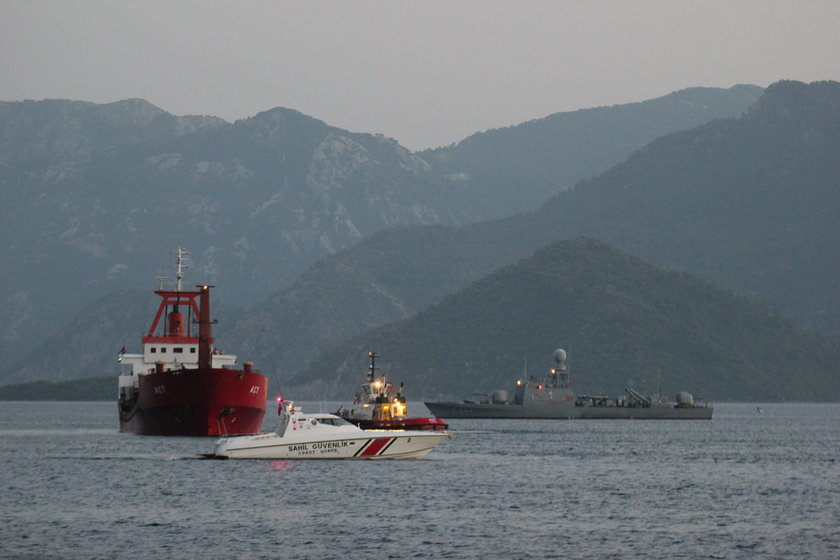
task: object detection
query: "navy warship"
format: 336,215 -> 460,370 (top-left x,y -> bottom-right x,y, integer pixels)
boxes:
424,349 -> 712,420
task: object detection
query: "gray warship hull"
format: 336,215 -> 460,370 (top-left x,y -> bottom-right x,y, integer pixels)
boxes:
427,348 -> 713,420
425,401 -> 713,420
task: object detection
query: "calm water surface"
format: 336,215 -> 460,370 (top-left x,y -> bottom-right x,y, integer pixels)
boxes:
1,401 -> 838,559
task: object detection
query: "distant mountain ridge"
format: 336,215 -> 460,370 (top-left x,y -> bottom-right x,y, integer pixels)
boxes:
423,84 -> 763,213
0,98 -> 225,163
0,85 -> 760,373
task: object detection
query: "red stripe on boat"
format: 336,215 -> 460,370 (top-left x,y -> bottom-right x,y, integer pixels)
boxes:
359,437 -> 392,457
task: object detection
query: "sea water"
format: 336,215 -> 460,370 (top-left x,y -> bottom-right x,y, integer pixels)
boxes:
1,401 -> 838,559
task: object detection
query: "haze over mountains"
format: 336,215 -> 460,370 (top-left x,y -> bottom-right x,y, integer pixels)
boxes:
0,85 -> 760,371
2,80 -> 839,401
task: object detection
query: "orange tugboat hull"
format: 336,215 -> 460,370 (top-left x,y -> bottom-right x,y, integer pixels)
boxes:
350,416 -> 448,431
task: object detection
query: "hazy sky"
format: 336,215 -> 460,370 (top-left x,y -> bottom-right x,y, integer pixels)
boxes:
2,1 -> 839,150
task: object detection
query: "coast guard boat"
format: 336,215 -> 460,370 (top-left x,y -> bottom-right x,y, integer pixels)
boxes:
425,348 -> 712,420
212,400 -> 451,459
338,351 -> 448,431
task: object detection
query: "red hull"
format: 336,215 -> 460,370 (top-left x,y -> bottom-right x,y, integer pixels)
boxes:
351,417 -> 448,431
119,368 -> 267,436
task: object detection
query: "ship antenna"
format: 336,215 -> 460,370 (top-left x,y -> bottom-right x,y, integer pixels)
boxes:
173,247 -> 190,292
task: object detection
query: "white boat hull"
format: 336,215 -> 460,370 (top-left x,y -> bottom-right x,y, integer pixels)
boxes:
214,431 -> 449,460
212,405 -> 450,460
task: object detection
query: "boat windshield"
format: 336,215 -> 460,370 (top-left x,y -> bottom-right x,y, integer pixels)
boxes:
314,417 -> 353,426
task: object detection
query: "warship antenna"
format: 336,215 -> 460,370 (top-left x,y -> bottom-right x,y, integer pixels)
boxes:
553,348 -> 568,371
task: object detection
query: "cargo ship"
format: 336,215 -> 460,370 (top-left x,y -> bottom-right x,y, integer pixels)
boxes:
425,348 -> 712,420
338,351 -> 448,431
117,249 -> 267,436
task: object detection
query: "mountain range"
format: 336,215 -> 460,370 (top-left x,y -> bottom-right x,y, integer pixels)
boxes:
3,80 -> 839,403
0,85 -> 760,372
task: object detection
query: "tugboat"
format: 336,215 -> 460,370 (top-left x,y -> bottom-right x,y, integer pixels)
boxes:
425,348 -> 713,420
117,249 -> 268,436
211,399 -> 450,460
338,351 -> 448,431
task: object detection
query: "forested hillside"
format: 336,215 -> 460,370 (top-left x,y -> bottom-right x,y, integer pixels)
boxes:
293,239 -> 840,402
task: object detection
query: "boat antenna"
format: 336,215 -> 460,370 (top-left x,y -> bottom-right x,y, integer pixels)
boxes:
268,355 -> 283,397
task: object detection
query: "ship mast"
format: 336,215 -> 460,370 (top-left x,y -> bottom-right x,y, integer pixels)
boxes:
168,247 -> 189,336
144,248 -> 200,340
174,247 -> 189,292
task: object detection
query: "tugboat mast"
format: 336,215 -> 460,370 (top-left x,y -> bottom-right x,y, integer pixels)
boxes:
368,351 -> 378,382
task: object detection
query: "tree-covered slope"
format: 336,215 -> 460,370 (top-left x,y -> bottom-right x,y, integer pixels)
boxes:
293,238 -> 840,402
0,376 -> 114,401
